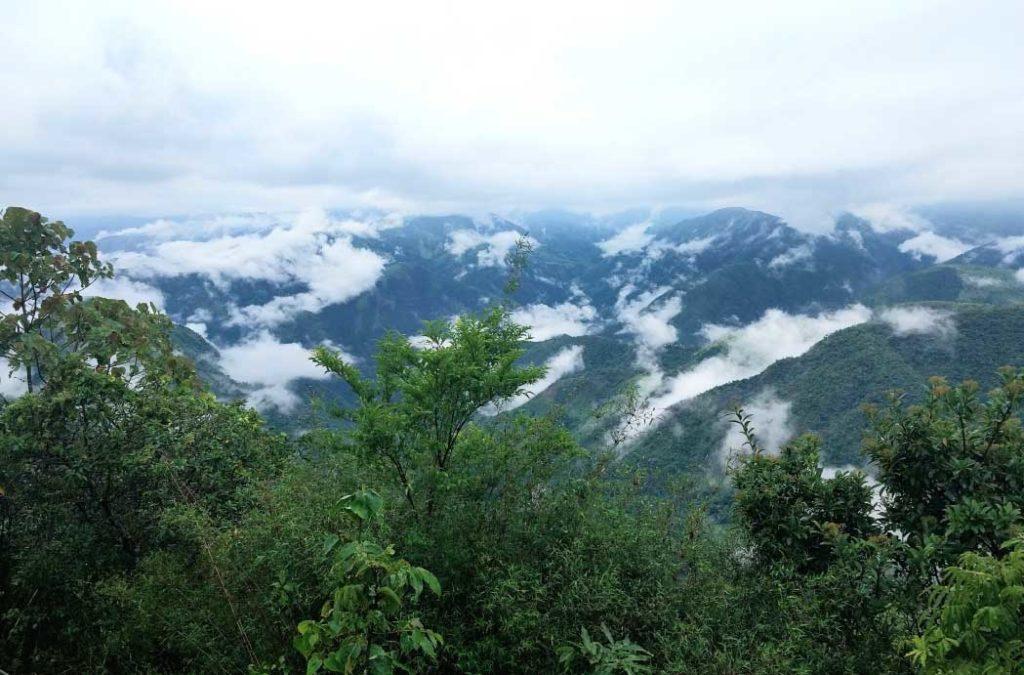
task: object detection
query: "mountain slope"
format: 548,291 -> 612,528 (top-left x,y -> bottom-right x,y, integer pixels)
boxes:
628,303 -> 1024,482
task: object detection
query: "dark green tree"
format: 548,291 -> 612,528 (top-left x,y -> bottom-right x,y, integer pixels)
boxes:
0,206 -> 112,392
312,307 -> 544,516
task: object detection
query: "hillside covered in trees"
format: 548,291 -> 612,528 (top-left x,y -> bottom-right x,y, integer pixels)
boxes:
3,206 -> 1024,674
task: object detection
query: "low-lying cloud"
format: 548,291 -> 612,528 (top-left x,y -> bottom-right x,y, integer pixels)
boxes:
485,345 -> 584,414
647,305 -> 871,417
511,300 -> 597,342
615,285 -> 682,354
719,389 -> 794,465
597,223 -> 653,257
768,244 -> 814,269
82,276 -> 167,310
446,230 -> 535,267
898,231 -> 971,263
878,306 -> 957,338
109,210 -> 387,328
216,331 -> 335,412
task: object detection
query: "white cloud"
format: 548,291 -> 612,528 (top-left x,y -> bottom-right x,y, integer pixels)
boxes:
615,285 -> 682,353
992,236 -> 1024,255
672,235 -> 716,256
719,389 -> 793,465
1016,269 -> 1024,284
991,236 -> 1024,266
878,306 -> 956,338
7,3 -> 1022,221
0,358 -> 27,398
216,331 -> 335,412
82,276 -> 166,310
851,203 -> 929,233
111,211 -> 386,327
612,285 -> 684,396
898,231 -> 971,263
445,229 -> 534,267
511,300 -> 597,341
963,274 -> 1003,288
768,244 -> 813,268
599,225 -> 716,260
228,237 -> 385,327
597,223 -> 653,257
485,345 -> 584,414
647,305 -> 871,417
185,322 -> 208,338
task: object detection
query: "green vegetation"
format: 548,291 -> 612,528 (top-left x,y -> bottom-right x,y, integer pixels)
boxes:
2,207 -> 1024,673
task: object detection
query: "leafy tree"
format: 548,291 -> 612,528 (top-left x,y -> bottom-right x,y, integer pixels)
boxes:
0,206 -> 112,392
312,307 -> 544,516
865,369 -> 1024,571
730,430 -> 878,574
502,235 -> 534,296
0,355 -> 290,671
909,536 -> 1024,673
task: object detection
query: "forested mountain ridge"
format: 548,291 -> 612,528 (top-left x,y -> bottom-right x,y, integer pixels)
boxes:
98,205 -> 1024,480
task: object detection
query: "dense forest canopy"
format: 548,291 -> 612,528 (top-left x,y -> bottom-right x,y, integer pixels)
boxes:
2,207 -> 1024,673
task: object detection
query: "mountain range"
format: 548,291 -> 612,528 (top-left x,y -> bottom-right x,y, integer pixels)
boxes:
89,205 -> 1024,482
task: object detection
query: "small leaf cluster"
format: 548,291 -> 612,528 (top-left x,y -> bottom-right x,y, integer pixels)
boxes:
295,489 -> 442,674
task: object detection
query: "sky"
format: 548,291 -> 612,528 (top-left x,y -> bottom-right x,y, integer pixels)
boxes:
2,0 -> 1022,229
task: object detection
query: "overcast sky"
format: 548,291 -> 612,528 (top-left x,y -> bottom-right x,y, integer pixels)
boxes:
2,0 -> 1022,229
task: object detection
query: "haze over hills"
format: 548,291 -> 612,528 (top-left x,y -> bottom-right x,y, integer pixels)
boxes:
85,204 -> 1024,476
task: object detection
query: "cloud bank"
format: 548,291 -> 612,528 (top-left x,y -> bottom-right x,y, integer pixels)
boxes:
216,331 -> 335,412
647,305 -> 871,417
898,231 -> 971,263
486,345 -> 585,414
446,230 -> 535,268
82,276 -> 166,310
4,2 -> 1022,221
878,306 -> 957,338
110,210 -> 387,328
511,300 -> 597,342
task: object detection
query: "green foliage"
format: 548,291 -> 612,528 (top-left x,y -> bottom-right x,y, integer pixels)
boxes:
910,536 -> 1024,673
731,431 -> 878,574
0,358 -> 290,671
295,489 -> 442,674
865,368 -> 1024,568
0,206 -> 113,392
312,306 -> 544,515
502,235 -> 534,296
557,624 -> 652,674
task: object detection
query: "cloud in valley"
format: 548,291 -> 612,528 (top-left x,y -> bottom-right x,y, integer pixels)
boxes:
719,389 -> 794,465
110,211 -> 387,328
647,305 -> 871,417
216,331 -> 336,412
878,306 -> 957,338
485,345 -> 584,414
598,223 -> 653,257
445,230 -> 535,267
898,231 -> 971,263
81,276 -> 167,310
614,285 -> 682,354
511,300 -> 597,341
